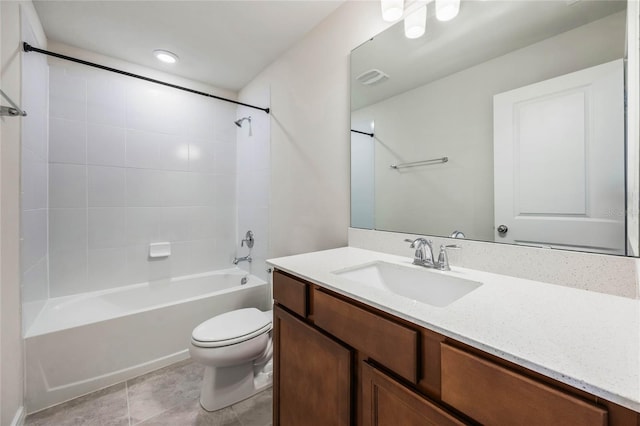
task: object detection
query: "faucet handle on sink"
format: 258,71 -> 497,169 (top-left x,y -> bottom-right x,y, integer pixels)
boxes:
437,245 -> 460,271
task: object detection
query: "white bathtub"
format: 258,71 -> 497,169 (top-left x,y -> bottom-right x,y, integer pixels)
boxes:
24,268 -> 269,413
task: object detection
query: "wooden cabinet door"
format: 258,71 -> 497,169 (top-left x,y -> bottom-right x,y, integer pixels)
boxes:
361,362 -> 466,426
274,306 -> 352,426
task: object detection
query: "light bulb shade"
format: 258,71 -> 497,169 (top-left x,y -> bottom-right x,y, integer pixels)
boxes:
435,0 -> 460,21
404,5 -> 427,39
381,0 -> 404,22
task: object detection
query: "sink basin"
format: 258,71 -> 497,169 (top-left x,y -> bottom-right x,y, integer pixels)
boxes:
333,261 -> 482,307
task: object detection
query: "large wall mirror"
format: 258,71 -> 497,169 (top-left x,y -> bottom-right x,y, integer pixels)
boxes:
350,0 -> 638,256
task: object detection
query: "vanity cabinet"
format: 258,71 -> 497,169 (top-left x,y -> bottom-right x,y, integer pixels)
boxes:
273,306 -> 352,426
272,269 -> 639,426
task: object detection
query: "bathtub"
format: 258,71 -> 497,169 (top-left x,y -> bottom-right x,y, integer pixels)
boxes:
24,268 -> 269,413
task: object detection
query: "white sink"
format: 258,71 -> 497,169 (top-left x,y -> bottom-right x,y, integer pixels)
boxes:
333,261 -> 482,307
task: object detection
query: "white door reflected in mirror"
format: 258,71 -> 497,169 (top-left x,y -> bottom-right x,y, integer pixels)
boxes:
493,59 -> 625,255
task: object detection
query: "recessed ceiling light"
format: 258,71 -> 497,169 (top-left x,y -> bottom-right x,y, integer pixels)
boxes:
153,49 -> 178,64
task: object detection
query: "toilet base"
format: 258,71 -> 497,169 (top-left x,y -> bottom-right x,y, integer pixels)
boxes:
199,360 -> 273,412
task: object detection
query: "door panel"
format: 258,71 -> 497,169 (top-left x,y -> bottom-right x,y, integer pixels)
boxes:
494,59 -> 625,254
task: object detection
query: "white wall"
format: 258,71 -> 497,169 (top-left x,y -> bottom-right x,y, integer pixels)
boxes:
239,1 -> 390,258
47,48 -> 239,297
21,4 -> 49,334
627,1 -> 640,256
1,2 -> 26,423
353,11 -> 625,241
237,1 -> 638,302
236,88 -> 271,282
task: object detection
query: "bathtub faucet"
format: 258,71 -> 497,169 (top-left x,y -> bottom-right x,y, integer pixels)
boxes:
233,255 -> 252,265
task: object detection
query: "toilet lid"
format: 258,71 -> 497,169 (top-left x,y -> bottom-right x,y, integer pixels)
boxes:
192,308 -> 271,346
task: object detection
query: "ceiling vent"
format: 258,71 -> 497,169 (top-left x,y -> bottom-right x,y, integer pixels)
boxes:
356,69 -> 389,86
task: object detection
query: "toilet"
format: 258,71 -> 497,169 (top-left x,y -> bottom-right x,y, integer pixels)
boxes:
189,307 -> 273,411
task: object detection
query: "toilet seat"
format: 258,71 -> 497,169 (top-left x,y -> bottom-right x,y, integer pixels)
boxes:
192,308 -> 272,348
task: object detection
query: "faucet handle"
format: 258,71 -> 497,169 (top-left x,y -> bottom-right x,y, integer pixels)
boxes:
437,245 -> 460,271
241,230 -> 255,248
406,237 -> 430,248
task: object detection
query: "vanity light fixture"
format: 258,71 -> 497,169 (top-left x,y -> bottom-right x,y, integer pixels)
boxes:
381,0 -> 404,21
404,4 -> 427,39
383,0 -> 459,39
153,49 -> 179,64
435,0 -> 460,21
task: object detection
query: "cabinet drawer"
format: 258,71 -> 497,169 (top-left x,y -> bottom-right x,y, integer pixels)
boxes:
362,362 -> 466,426
314,289 -> 418,382
441,344 -> 607,426
273,270 -> 307,317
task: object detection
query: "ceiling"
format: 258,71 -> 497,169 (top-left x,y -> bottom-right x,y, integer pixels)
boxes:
33,0 -> 344,92
351,0 -> 626,110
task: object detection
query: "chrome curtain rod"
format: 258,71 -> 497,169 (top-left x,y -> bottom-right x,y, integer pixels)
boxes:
23,42 -> 270,114
390,156 -> 448,169
351,129 -> 374,137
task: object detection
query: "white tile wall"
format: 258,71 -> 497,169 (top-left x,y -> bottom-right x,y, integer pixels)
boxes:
48,63 -> 238,297
87,124 -> 126,167
49,118 -> 86,164
235,89 -> 271,282
49,209 -> 87,252
88,208 -> 127,249
21,210 -> 48,277
125,169 -> 163,207
49,66 -> 86,121
21,22 -> 49,333
86,75 -> 126,127
87,166 -> 127,207
49,164 -> 87,208
49,248 -> 88,298
21,149 -> 48,211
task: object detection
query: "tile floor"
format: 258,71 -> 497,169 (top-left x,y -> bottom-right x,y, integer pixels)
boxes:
25,359 -> 272,426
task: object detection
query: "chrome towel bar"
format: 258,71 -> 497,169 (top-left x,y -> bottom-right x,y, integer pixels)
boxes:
390,156 -> 448,169
0,89 -> 27,117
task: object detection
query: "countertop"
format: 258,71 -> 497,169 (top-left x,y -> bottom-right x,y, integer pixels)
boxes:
267,246 -> 640,412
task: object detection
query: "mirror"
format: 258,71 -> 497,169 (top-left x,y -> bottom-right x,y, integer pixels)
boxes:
350,0 -> 634,256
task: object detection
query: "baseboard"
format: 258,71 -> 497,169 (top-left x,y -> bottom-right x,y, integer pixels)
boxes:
10,406 -> 25,426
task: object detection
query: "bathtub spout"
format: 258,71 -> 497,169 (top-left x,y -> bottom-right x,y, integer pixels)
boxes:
233,255 -> 252,265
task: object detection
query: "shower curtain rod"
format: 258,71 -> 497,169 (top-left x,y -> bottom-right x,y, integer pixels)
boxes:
351,129 -> 374,137
23,42 -> 270,114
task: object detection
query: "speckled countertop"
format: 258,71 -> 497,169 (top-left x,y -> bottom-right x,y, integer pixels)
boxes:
267,247 -> 640,412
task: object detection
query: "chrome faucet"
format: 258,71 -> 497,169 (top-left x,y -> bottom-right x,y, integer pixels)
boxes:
436,245 -> 460,271
234,230 -> 254,265
404,238 -> 435,267
233,255 -> 252,265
